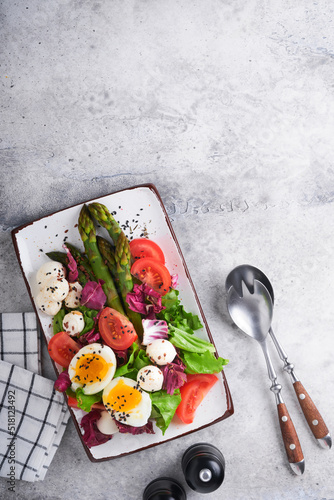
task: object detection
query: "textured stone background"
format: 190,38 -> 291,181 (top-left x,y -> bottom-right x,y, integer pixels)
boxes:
1,0 -> 334,498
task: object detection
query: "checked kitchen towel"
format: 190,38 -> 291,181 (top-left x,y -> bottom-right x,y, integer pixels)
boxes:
0,312 -> 42,374
0,312 -> 70,482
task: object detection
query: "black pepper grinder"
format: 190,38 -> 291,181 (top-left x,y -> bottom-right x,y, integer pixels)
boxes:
143,477 -> 187,500
182,443 -> 225,494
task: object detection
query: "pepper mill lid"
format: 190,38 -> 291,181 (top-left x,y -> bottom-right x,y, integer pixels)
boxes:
182,443 -> 225,493
143,477 -> 187,500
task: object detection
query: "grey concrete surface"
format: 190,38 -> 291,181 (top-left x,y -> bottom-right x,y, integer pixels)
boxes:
1,0 -> 334,498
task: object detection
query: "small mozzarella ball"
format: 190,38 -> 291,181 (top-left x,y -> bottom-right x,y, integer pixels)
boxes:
96,411 -> 119,435
137,365 -> 164,392
64,281 -> 83,309
63,311 -> 85,336
35,291 -> 62,316
43,277 -> 69,302
146,339 -> 177,366
36,261 -> 66,289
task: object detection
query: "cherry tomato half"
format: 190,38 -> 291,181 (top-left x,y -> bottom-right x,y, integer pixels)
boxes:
129,238 -> 165,264
176,374 -> 218,424
48,331 -> 80,368
131,258 -> 171,296
98,307 -> 138,350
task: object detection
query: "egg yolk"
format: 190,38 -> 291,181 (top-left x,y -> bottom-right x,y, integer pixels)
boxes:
74,353 -> 111,385
104,380 -> 142,412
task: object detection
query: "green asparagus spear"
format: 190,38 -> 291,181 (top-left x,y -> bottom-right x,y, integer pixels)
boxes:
88,202 -> 143,336
114,232 -> 134,296
115,233 -> 143,336
96,236 -> 118,283
97,235 -> 143,337
88,202 -> 122,244
78,205 -> 125,314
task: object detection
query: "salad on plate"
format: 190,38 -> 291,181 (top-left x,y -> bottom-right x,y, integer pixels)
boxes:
33,201 -> 229,449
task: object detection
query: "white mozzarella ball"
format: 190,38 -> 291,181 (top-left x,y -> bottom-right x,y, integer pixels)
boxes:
68,343 -> 116,395
36,261 -> 66,289
137,365 -> 164,392
146,339 -> 177,366
64,281 -> 83,309
35,291 -> 62,316
62,311 -> 85,336
103,377 -> 152,427
96,410 -> 120,435
43,277 -> 69,302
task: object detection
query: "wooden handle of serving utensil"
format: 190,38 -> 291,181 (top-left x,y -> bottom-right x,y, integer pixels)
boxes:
293,381 -> 329,439
277,402 -> 304,467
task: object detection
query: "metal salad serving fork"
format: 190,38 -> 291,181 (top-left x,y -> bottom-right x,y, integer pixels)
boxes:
225,264 -> 332,474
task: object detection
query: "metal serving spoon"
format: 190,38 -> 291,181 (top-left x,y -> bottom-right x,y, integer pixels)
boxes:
226,277 -> 305,475
226,264 -> 332,450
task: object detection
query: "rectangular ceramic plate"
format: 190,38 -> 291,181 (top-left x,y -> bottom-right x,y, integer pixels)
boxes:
12,183 -> 233,462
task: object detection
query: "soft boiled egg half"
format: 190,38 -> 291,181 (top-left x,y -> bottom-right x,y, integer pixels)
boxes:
103,377 -> 152,427
68,343 -> 116,395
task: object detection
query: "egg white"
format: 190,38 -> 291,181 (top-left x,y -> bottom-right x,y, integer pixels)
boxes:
102,376 -> 152,427
68,343 -> 116,395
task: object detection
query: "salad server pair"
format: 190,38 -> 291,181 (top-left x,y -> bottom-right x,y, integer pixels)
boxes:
225,264 -> 332,475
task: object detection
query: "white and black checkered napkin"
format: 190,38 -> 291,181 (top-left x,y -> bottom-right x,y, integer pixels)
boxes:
0,312 -> 41,374
0,313 -> 70,482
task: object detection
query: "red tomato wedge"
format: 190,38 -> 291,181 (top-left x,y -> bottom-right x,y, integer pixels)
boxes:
99,307 -> 138,350
129,238 -> 165,264
48,331 -> 80,368
176,374 -> 218,424
131,258 -> 171,296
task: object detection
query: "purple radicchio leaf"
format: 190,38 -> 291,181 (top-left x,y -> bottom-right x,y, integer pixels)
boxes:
142,319 -> 168,346
162,359 -> 187,395
54,370 -> 71,392
80,410 -> 112,448
171,274 -> 179,289
126,283 -> 165,318
115,420 -> 155,435
62,244 -> 79,282
114,349 -> 129,367
79,329 -> 101,345
81,280 -> 106,310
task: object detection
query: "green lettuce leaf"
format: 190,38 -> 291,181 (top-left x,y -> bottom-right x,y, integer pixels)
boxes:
133,348 -> 151,371
114,343 -> 150,380
76,305 -> 99,336
75,388 -> 103,412
158,289 -> 202,334
150,389 -> 181,435
168,325 -> 215,353
181,350 -> 229,374
53,307 -> 66,334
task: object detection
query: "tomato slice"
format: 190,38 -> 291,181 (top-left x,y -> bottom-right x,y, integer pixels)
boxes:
131,258 -> 171,296
48,331 -> 80,368
129,238 -> 165,264
176,374 -> 218,424
98,307 -> 138,350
